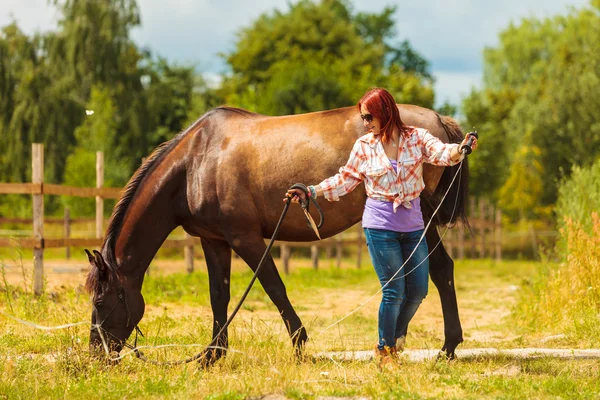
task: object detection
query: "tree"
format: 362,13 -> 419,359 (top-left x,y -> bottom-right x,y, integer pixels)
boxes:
498,142 -> 544,220
144,59 -> 196,145
221,0 -> 434,115
462,1 -> 600,214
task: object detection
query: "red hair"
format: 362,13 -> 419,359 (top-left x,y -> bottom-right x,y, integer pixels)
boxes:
357,88 -> 410,144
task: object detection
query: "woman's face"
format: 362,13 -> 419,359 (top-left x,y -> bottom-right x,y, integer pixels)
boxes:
360,104 -> 381,135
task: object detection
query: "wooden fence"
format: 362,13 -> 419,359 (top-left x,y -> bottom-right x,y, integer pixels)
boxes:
0,144 -> 502,294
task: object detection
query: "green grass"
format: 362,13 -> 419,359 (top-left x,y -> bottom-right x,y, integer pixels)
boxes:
1,257 -> 600,399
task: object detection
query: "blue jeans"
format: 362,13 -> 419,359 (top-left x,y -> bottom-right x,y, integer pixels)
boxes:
364,228 -> 429,350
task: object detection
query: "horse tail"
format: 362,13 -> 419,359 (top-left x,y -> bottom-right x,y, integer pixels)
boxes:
421,114 -> 470,230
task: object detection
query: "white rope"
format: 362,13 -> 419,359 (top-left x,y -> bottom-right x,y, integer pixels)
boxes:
1,309 -> 251,363
0,309 -> 90,330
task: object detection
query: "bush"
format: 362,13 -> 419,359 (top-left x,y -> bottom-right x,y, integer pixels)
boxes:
555,158 -> 600,252
514,158 -> 600,344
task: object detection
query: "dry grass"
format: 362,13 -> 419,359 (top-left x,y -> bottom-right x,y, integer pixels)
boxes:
515,213 -> 600,346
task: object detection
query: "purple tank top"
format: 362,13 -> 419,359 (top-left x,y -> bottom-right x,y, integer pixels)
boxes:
361,159 -> 425,232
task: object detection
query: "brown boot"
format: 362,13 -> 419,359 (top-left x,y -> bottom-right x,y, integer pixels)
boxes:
374,345 -> 398,370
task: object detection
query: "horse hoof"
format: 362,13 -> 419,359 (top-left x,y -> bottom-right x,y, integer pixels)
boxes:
436,350 -> 457,362
197,349 -> 225,369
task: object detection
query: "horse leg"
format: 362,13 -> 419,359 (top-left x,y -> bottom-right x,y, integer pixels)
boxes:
426,227 -> 464,359
199,238 -> 232,366
228,234 -> 308,357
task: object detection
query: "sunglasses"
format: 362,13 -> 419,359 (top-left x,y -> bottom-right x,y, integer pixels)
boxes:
360,113 -> 373,123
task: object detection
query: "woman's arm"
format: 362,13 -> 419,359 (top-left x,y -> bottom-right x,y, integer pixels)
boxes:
422,130 -> 477,166
285,140 -> 364,202
315,140 -> 364,201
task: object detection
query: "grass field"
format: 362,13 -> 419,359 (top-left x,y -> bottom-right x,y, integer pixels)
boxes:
1,254 -> 599,399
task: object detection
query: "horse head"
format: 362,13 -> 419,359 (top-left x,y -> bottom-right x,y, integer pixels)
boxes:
84,249 -> 145,359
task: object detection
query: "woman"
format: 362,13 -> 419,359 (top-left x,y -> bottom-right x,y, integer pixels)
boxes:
286,88 -> 478,367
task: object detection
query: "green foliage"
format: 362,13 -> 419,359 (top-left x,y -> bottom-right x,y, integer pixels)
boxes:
0,195 -> 32,218
462,2 -> 600,214
221,0 -> 433,114
144,59 -> 196,144
184,75 -> 224,127
73,85 -> 119,153
62,86 -> 128,216
435,101 -> 458,118
62,149 -> 96,216
555,157 -> 600,240
462,87 -> 516,199
498,141 -> 544,220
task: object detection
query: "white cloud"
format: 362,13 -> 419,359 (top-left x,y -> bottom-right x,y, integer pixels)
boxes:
433,70 -> 483,108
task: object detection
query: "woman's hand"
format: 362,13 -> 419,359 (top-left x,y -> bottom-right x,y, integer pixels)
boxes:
283,188 -> 306,203
460,132 -> 479,152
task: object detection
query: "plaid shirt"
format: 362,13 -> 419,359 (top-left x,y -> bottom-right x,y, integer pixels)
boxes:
319,127 -> 464,212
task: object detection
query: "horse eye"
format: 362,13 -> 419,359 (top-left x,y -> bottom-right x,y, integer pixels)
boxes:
96,300 -> 104,308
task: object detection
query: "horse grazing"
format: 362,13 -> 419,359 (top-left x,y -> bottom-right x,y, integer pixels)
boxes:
85,104 -> 469,364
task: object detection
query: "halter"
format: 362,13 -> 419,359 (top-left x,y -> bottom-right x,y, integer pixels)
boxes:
92,283 -> 144,356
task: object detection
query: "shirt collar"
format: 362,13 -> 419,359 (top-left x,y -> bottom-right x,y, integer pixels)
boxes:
358,132 -> 381,148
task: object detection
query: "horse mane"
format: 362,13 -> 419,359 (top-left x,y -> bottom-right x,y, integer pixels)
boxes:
85,110 -> 218,293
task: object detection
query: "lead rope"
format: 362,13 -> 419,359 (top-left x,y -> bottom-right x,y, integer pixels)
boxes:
130,184 -> 320,365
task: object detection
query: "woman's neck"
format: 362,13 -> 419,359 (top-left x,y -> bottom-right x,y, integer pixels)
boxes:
390,127 -> 400,144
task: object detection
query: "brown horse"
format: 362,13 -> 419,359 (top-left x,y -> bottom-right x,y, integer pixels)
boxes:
85,104 -> 469,364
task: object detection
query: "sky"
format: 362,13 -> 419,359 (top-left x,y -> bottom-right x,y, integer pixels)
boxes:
1,0 -> 591,108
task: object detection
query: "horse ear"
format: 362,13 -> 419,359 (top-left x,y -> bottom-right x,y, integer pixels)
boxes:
92,250 -> 107,272
85,249 -> 94,264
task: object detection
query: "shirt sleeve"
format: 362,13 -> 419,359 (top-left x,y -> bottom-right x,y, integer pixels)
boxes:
318,140 -> 365,201
421,129 -> 464,166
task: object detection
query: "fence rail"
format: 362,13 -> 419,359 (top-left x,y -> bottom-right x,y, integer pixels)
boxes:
1,143 -> 503,294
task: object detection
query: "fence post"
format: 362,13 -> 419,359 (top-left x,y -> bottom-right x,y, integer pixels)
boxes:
529,222 -> 538,260
184,232 -> 194,273
311,245 -> 319,270
32,143 -> 44,295
326,243 -> 333,259
479,198 -> 486,258
281,243 -> 290,275
495,208 -> 502,262
469,197 -> 476,258
96,152 -> 104,240
64,208 -> 71,260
